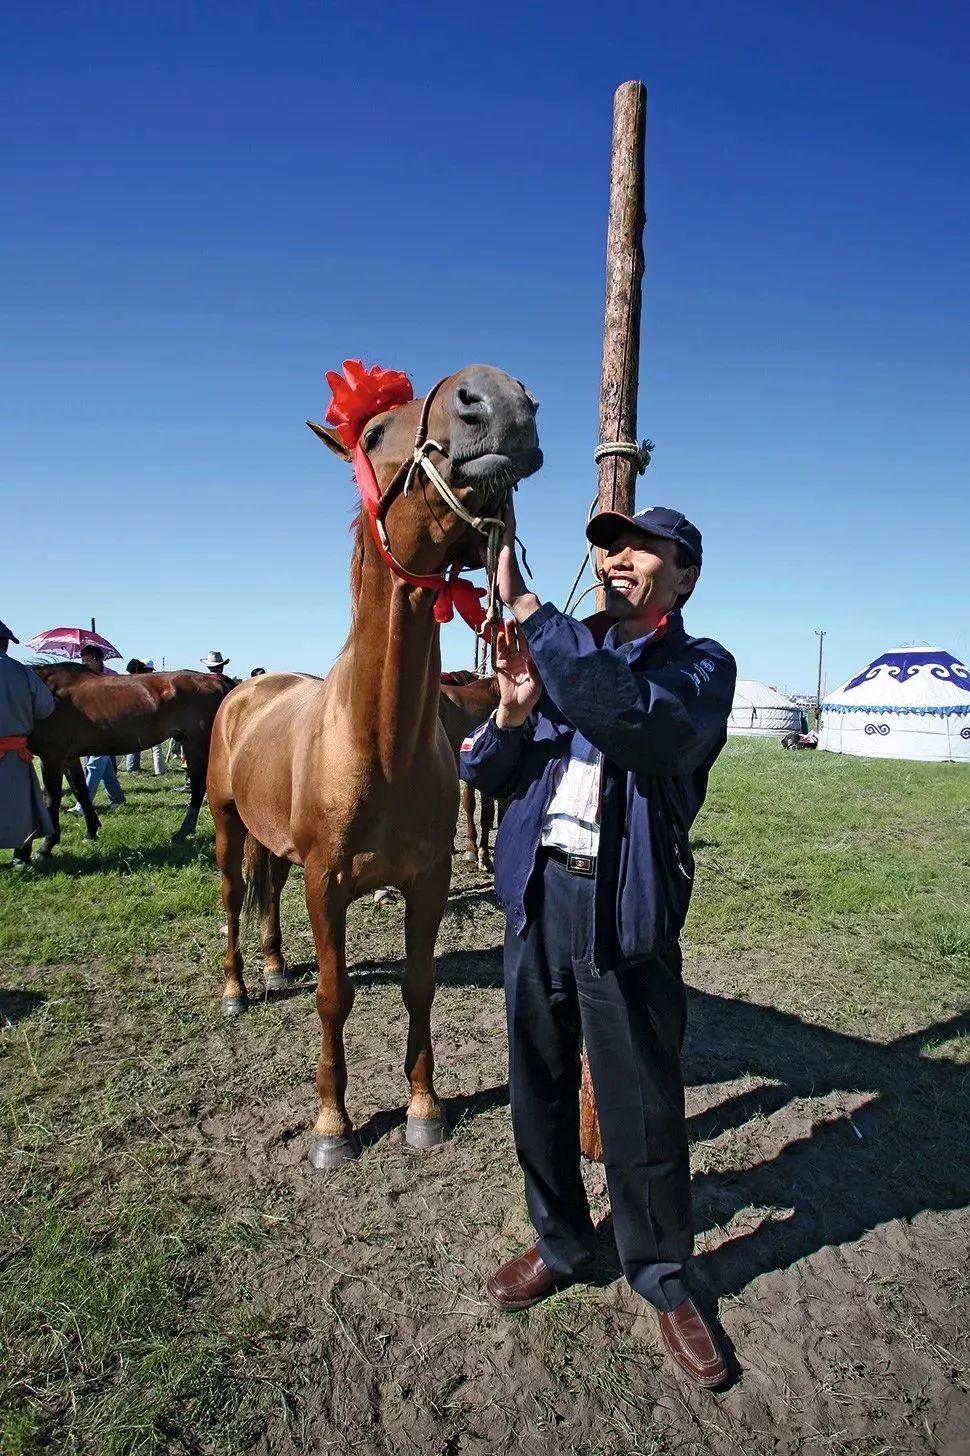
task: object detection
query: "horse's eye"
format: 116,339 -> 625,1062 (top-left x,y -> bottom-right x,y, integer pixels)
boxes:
362,423 -> 384,452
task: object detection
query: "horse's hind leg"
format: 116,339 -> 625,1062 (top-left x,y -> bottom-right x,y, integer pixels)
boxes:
461,781 -> 478,863
401,854 -> 450,1150
213,802 -> 249,1016
304,861 -> 357,1167
64,757 -> 100,844
261,853 -> 293,993
172,744 -> 206,842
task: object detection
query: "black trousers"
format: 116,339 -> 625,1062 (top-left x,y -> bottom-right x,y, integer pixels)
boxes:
504,853 -> 693,1312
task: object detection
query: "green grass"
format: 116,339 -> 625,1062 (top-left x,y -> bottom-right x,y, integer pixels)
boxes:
685,739 -> 970,1035
0,1184 -> 286,1456
1,744 -> 968,1452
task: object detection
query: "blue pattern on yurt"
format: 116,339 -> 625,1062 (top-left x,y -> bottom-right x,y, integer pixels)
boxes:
843,650 -> 970,693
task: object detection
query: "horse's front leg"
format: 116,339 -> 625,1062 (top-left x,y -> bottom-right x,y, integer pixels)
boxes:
478,794 -> 496,872
304,863 -> 356,1167
401,854 -> 451,1149
461,781 -> 479,864
36,757 -> 62,857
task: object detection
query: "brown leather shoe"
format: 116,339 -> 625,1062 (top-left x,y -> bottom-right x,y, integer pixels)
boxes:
487,1245 -> 572,1311
658,1297 -> 728,1388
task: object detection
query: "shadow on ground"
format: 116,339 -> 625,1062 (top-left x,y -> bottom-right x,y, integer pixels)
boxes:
684,997 -> 969,1298
0,988 -> 45,1026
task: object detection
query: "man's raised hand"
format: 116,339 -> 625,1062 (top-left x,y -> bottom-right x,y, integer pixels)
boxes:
494,621 -> 542,727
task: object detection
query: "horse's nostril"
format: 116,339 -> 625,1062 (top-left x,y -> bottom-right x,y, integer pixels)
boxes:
455,383 -> 488,421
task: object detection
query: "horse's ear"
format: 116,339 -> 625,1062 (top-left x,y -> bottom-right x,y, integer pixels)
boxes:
306,420 -> 351,460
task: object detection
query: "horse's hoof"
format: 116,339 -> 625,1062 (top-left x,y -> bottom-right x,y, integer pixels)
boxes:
462,850 -> 477,864
84,831 -> 98,841
373,887 -> 394,905
406,1115 -> 449,1150
221,994 -> 248,1018
171,831 -> 188,844
264,968 -> 293,993
308,1131 -> 361,1168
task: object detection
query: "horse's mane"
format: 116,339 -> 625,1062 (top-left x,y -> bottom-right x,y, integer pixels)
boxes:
33,661 -> 98,679
348,509 -> 366,619
440,670 -> 480,686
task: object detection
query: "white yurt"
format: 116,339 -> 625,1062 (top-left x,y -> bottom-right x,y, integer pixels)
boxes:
728,679 -> 804,738
818,646 -> 970,763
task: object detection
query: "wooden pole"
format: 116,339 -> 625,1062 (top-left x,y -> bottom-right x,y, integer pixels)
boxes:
580,80 -> 648,1165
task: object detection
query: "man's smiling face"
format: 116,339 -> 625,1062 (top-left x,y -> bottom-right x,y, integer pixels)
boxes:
602,530 -> 698,623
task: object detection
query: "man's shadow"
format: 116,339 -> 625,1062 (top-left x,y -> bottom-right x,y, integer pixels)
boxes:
679,992 -> 968,1298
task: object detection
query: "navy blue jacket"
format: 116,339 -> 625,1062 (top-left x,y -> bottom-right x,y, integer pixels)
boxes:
460,603 -> 736,972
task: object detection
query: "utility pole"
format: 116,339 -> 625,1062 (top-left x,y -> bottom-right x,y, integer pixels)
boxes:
815,629 -> 826,725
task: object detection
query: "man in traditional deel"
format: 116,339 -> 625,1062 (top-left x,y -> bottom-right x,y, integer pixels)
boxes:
0,618 -> 56,865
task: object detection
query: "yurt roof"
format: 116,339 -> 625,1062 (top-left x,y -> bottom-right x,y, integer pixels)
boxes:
822,647 -> 970,716
732,679 -> 798,709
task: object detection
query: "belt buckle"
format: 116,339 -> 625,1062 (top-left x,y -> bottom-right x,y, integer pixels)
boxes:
566,852 -> 594,877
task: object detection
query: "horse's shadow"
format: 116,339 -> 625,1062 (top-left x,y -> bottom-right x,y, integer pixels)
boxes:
33,839 -> 210,876
275,947 -> 506,996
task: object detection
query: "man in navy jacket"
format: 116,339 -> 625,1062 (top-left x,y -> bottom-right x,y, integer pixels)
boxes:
460,504 -> 736,1388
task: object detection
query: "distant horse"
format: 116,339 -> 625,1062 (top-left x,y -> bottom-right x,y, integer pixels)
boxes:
207,362 -> 541,1166
27,664 -> 231,856
439,670 -> 505,869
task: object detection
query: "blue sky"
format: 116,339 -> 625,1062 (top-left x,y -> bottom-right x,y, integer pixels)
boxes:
3,0 -> 968,696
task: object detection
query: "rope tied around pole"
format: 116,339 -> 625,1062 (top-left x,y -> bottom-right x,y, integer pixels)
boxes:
592,438 -> 654,475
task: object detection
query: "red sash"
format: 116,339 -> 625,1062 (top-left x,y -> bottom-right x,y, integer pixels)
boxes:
0,734 -> 32,762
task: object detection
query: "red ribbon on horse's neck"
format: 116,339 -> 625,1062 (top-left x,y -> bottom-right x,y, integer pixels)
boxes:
352,444 -> 488,632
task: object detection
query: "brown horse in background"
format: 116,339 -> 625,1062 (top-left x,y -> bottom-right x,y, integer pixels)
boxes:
439,670 -> 505,869
207,364 -> 541,1167
27,664 -> 231,856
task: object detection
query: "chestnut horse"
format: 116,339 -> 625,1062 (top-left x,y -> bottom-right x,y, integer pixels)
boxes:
207,364 -> 540,1166
439,670 -> 505,868
27,664 -> 231,856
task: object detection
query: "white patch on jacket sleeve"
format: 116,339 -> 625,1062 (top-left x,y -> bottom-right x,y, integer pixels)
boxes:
460,719 -> 492,754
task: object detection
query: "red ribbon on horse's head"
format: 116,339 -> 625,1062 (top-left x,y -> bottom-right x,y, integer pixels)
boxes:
325,360 -> 414,450
324,359 -> 488,635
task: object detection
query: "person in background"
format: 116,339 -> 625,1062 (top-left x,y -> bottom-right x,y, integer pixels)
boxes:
250,667 -> 266,677
123,659 -> 166,775
0,618 -> 56,867
69,646 -> 125,813
201,650 -> 235,686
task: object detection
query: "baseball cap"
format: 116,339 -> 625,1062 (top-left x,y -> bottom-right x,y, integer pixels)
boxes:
586,506 -> 703,569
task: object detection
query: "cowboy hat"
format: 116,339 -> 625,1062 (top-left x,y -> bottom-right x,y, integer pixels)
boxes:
0,619 -> 19,643
201,650 -> 230,668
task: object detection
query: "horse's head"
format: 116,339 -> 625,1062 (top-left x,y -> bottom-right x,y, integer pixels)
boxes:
308,364 -> 542,574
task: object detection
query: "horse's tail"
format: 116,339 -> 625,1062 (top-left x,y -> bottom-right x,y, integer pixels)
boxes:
242,835 -> 272,923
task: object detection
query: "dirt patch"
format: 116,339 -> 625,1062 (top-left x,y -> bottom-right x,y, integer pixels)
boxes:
117,869 -> 967,1456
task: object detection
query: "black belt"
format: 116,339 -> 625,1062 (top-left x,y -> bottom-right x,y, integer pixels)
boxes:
544,846 -> 597,878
